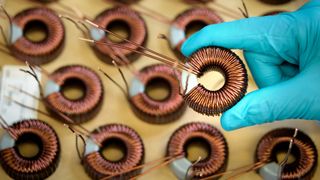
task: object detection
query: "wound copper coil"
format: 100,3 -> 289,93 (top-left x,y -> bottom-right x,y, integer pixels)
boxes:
44,65 -> 104,124
182,46 -> 248,116
9,7 -> 65,65
82,123 -> 144,180
167,122 -> 228,179
255,128 -> 318,180
90,6 -> 147,65
169,8 -> 223,61
129,64 -> 186,124
0,119 -> 60,180
259,0 -> 292,5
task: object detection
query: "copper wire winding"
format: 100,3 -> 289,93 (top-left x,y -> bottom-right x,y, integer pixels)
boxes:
184,47 -> 248,116
129,64 -> 186,124
256,128 -> 318,180
82,124 -> 144,180
9,7 -> 65,65
45,65 -> 104,124
170,8 -> 223,60
167,122 -> 228,179
0,119 -> 60,180
91,6 -> 147,65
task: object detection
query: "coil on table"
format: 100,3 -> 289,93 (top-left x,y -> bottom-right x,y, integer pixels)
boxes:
90,6 -> 147,65
0,119 -> 60,180
259,0 -> 292,5
167,122 -> 228,179
182,46 -> 248,116
9,7 -> 65,65
256,128 -> 318,180
44,65 -> 104,124
129,64 -> 186,124
169,8 -> 223,61
82,123 -> 144,180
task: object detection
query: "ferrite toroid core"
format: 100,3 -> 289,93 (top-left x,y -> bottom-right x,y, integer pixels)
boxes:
182,47 -> 248,116
44,65 -> 104,124
82,124 -> 144,180
129,64 -> 186,124
10,7 -> 65,65
256,128 -> 318,180
167,122 -> 228,179
90,6 -> 147,65
0,119 -> 60,180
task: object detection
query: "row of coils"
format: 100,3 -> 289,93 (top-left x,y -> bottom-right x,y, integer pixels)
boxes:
4,0 -> 288,65
0,120 -> 317,179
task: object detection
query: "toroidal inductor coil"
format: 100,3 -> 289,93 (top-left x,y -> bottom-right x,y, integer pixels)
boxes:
9,7 -> 65,65
90,6 -> 147,65
167,122 -> 228,179
182,46 -> 248,116
169,8 -> 223,61
129,64 -> 186,124
44,65 -> 104,124
82,124 -> 144,180
0,119 -> 60,180
256,128 -> 318,180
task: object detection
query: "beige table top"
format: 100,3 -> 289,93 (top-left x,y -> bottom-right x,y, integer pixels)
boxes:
0,0 -> 318,179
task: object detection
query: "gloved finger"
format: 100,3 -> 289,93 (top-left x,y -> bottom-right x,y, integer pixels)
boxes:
279,61 -> 299,78
244,51 -> 294,88
181,14 -> 298,58
220,73 -> 319,131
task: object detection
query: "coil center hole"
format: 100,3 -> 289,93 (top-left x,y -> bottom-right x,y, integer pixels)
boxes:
106,20 -> 130,43
100,138 -> 127,162
146,78 -> 171,101
16,133 -> 42,159
61,78 -> 86,101
184,137 -> 210,162
198,68 -> 226,91
272,141 -> 299,165
185,20 -> 207,38
23,20 -> 49,43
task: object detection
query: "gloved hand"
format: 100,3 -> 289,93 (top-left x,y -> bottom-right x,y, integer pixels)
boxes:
181,0 -> 320,131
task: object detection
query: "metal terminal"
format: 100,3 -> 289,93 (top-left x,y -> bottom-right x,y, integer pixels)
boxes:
278,128 -> 299,179
185,156 -> 202,180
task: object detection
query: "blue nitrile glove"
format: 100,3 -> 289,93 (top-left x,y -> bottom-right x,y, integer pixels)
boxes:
181,0 -> 320,131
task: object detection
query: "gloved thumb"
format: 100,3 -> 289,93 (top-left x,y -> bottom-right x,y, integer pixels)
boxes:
220,72 -> 320,131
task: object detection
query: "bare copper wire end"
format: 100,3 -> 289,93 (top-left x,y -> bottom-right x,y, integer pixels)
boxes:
129,64 -> 186,124
45,65 -> 104,124
9,7 -> 65,65
167,122 -> 228,179
91,6 -> 147,65
255,128 -> 318,180
170,7 -> 223,61
82,124 -> 144,180
0,119 -> 60,180
183,47 -> 248,116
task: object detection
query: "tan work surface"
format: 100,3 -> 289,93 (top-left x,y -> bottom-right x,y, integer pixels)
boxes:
0,0 -> 318,179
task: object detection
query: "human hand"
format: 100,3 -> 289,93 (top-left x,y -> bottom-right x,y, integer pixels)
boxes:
181,0 -> 320,130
